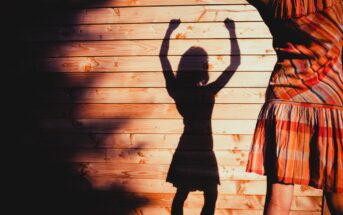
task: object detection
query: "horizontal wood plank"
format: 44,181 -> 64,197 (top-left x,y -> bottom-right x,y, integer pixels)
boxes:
88,177 -> 322,196
24,22 -> 271,41
19,55 -> 277,73
81,163 -> 264,180
29,39 -> 274,57
127,193 -> 321,211
39,118 -> 257,134
55,191 -> 320,211
34,72 -> 271,87
37,148 -> 249,166
40,5 -> 263,24
16,0 -> 326,213
33,103 -> 263,119
25,133 -> 254,150
39,88 -> 266,104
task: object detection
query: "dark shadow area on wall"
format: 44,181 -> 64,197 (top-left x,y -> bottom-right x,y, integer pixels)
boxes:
159,19 -> 241,215
5,1 -> 149,214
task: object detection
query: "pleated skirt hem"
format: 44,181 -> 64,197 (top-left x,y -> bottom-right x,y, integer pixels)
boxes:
246,100 -> 343,193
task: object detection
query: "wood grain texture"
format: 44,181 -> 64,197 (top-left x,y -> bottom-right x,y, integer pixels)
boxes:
33,103 -> 263,119
20,1 -> 328,213
25,133 -> 254,150
29,39 -> 274,57
34,72 -> 271,87
19,55 -> 276,73
39,119 -> 257,134
46,191 -> 318,211
38,148 -> 249,165
39,88 -> 266,103
80,163 -> 264,180
131,193 -> 321,210
41,5 -> 263,24
88,177 -> 322,196
24,22 -> 272,41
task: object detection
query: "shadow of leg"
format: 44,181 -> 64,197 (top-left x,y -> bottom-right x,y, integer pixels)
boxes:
201,185 -> 218,215
171,187 -> 190,215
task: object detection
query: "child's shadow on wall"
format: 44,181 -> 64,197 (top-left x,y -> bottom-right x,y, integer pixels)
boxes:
159,19 -> 241,215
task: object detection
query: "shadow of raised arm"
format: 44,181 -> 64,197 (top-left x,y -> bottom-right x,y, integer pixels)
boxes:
159,19 -> 181,97
206,18 -> 241,95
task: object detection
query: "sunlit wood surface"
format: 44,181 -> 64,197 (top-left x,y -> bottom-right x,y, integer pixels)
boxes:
23,0 -> 329,214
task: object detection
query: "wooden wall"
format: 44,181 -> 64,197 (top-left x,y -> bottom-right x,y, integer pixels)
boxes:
18,0 -> 328,214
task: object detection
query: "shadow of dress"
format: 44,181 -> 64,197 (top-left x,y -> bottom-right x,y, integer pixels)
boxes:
166,79 -> 220,190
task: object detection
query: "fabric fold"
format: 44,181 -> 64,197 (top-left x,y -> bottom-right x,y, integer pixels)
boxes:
269,0 -> 339,19
246,100 -> 343,192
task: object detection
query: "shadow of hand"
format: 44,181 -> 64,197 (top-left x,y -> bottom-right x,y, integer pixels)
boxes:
168,19 -> 181,31
224,18 -> 235,30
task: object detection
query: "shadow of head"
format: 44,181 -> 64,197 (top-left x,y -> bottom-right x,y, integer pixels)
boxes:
176,47 -> 209,87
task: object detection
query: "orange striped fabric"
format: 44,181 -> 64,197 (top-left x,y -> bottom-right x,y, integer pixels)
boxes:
246,0 -> 343,192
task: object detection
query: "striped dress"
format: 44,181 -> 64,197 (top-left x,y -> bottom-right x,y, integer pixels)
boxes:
246,0 -> 343,192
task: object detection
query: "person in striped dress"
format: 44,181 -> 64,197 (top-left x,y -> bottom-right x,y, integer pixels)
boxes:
246,0 -> 343,214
